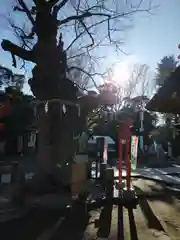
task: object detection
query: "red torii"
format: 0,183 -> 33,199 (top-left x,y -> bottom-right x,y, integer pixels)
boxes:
118,118 -> 133,189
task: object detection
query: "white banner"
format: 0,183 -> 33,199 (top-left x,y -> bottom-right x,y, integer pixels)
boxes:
131,136 -> 139,170
103,137 -> 108,164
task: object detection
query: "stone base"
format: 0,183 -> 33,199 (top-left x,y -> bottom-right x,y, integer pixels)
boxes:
71,162 -> 87,196
121,187 -> 136,200
120,187 -> 138,209
115,181 -> 125,190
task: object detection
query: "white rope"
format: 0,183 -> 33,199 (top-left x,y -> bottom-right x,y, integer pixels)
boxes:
31,98 -> 80,116
32,98 -> 78,107
44,101 -> 48,113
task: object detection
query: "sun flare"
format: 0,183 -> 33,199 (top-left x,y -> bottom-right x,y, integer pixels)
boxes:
112,61 -> 130,87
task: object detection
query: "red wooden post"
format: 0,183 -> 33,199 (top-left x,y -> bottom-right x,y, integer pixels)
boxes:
125,119 -> 133,190
125,135 -> 130,189
117,122 -> 125,240
118,122 -> 127,184
118,125 -> 122,183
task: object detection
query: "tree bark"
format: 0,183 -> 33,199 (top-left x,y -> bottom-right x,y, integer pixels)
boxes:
35,97 -> 77,187
1,40 -> 35,62
36,104 -> 52,175
2,2 -> 80,189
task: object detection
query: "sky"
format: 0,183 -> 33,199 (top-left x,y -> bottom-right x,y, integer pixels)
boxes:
0,0 -> 180,95
125,0 -> 180,69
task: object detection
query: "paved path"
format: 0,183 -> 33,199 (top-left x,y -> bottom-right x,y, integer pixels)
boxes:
85,179 -> 180,240
2,178 -> 180,240
1,157 -> 180,186
92,165 -> 180,185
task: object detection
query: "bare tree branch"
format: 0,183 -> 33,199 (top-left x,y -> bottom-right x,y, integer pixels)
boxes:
68,65 -> 105,90
59,4 -> 155,26
13,6 -> 26,12
3,0 -> 156,83
53,0 -> 69,17
122,64 -> 148,104
59,12 -> 110,25
48,0 -> 60,4
60,0 -> 157,62
103,63 -> 151,111
65,18 -> 109,51
78,19 -> 94,47
8,18 -> 33,50
48,0 -> 61,6
16,0 -> 35,25
1,40 -> 35,62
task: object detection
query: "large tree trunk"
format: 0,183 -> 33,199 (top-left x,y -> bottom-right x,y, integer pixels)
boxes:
36,104 -> 52,175
47,103 -> 75,185
35,95 -> 77,189
28,7 -> 72,181
2,2 -> 80,190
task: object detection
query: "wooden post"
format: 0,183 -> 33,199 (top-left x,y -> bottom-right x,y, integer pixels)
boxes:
96,137 -> 105,179
105,168 -> 114,200
125,136 -> 131,190
100,162 -> 107,189
117,194 -> 124,240
71,160 -> 87,197
125,119 -> 133,190
95,156 -> 99,179
117,127 -> 124,240
97,167 -> 114,238
118,125 -> 122,184
87,157 -> 93,179
11,162 -> 25,205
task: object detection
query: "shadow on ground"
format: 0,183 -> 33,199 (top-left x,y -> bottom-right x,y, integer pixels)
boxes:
4,181 -> 179,240
1,199 -> 89,240
128,208 -> 139,240
51,200 -> 89,240
96,203 -> 113,238
134,186 -> 165,233
94,202 -> 139,240
0,209 -> 60,240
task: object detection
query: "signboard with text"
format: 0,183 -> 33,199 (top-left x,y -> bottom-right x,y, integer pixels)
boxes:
131,136 -> 139,170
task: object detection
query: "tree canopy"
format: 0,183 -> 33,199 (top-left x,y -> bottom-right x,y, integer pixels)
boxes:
1,0 -> 155,94
155,55 -> 177,87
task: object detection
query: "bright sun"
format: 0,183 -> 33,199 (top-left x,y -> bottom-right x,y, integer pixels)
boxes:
112,61 -> 130,87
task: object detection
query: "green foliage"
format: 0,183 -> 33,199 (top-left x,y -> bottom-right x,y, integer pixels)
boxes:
0,65 -> 33,135
92,94 -> 157,146
3,87 -> 34,135
80,83 -> 118,132
98,82 -> 118,106
156,55 -> 177,86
